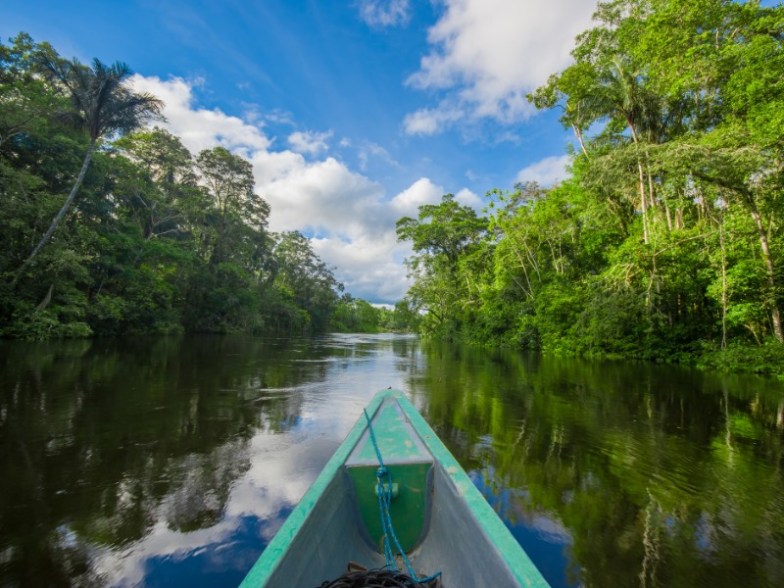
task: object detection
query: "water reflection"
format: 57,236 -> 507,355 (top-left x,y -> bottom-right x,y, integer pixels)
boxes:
413,343 -> 784,588
0,335 -> 782,587
0,334 -> 415,587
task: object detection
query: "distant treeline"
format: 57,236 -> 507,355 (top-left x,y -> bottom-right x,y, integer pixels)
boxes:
396,0 -> 784,375
0,33 -> 417,338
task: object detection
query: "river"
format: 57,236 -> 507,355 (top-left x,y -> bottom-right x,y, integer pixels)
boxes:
1,334 -> 783,587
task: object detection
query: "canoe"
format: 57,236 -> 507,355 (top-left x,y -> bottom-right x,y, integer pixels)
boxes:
239,389 -> 551,588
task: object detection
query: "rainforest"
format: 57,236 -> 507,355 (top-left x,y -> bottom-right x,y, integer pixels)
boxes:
2,0 -> 784,376
395,0 -> 784,376
0,33 -> 415,339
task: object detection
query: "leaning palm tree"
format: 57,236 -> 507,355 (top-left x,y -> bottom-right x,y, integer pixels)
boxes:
13,56 -> 163,285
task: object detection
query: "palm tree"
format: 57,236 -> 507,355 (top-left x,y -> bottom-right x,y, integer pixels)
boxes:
12,56 -> 163,285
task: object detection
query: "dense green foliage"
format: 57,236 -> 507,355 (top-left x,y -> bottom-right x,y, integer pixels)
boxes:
329,296 -> 421,333
0,33 -> 361,338
397,0 -> 784,375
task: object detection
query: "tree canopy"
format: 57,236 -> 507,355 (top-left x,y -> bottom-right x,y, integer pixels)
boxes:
0,33 -> 368,339
397,0 -> 784,375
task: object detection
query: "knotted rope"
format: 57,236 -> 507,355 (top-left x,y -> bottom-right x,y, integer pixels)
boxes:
362,408 -> 441,586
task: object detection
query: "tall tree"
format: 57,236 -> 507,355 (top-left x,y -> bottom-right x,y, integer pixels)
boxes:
115,128 -> 201,241
0,34 -> 62,152
195,146 -> 270,267
272,231 -> 342,332
396,194 -> 488,336
13,53 -> 162,284
529,0 -> 784,345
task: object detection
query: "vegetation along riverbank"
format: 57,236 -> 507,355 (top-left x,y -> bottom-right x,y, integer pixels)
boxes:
2,0 -> 784,377
395,0 -> 784,378
0,34 -> 416,339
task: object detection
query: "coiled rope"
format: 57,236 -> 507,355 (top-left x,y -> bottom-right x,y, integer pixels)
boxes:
316,568 -> 435,588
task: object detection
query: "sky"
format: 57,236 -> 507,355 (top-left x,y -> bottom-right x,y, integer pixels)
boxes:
1,0 -> 602,303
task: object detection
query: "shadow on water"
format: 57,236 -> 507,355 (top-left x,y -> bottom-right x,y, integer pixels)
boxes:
1,335 -> 783,587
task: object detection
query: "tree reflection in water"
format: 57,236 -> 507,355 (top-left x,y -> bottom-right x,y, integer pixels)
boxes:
0,336 -> 318,586
414,342 -> 784,588
1,335 -> 782,587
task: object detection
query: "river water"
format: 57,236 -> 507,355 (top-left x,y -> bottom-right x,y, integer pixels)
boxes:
1,334 -> 783,587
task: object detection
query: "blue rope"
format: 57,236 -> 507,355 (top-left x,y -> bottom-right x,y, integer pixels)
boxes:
363,409 -> 441,585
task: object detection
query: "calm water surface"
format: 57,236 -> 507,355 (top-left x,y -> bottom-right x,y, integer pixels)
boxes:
1,334 -> 783,587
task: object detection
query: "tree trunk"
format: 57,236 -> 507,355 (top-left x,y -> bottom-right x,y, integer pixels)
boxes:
638,159 -> 649,244
627,120 -> 649,244
12,140 -> 97,286
645,158 -> 658,221
719,223 -> 728,349
663,199 -> 673,232
749,206 -> 783,343
571,123 -> 589,158
510,248 -> 533,298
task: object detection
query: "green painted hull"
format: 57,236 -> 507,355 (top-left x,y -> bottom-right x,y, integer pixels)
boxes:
239,390 -> 551,588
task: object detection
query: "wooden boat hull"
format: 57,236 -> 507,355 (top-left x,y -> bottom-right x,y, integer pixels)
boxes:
239,390 -> 550,588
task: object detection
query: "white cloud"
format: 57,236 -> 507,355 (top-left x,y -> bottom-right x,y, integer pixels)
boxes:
455,187 -> 482,209
357,0 -> 411,28
256,155 -> 386,236
403,103 -> 463,136
390,177 -> 444,217
389,180 -> 481,216
251,148 -> 415,302
312,234 -> 413,301
129,75 -> 271,154
357,142 -> 399,171
515,154 -> 570,186
263,109 -> 295,126
287,130 -> 333,155
129,75 -> 477,302
404,0 -> 597,134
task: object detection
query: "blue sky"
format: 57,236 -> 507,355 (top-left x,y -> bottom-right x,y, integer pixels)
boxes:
1,0 -> 601,303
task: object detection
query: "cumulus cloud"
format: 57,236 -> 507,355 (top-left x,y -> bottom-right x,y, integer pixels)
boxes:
254,155 -> 386,236
455,187 -> 482,209
404,0 -> 597,134
515,154 -> 570,187
390,177 -> 443,217
287,130 -> 333,155
129,75 -> 271,154
127,74 -> 488,302
390,179 -> 481,216
312,233 -> 412,301
357,0 -> 411,28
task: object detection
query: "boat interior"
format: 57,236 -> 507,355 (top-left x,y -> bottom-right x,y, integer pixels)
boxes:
260,396 -> 524,587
